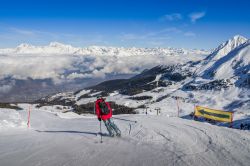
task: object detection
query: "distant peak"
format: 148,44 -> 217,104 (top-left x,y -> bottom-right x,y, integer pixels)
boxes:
222,35 -> 248,49
17,43 -> 32,48
232,35 -> 247,41
49,42 -> 71,47
234,35 -> 244,38
218,35 -> 248,50
210,35 -> 248,57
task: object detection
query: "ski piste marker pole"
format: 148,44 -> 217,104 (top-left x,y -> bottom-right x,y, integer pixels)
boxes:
27,105 -> 31,128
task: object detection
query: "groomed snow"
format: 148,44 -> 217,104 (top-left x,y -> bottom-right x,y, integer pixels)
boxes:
0,105 -> 250,166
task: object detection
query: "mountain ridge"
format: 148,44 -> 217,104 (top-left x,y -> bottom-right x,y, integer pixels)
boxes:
0,42 -> 209,56
37,35 -> 249,115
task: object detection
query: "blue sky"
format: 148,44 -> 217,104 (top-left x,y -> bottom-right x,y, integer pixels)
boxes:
0,0 -> 249,49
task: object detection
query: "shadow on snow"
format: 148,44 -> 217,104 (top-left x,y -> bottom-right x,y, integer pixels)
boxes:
35,130 -> 98,136
35,130 -> 112,137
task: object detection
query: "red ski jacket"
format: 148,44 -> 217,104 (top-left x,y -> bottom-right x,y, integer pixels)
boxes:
95,99 -> 112,121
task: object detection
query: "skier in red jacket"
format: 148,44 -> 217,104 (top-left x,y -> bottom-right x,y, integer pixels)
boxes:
95,97 -> 121,137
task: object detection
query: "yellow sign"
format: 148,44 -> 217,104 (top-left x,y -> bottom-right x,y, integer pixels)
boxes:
194,106 -> 233,122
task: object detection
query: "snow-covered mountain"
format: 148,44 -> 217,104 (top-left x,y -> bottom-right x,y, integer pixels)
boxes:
204,40 -> 249,80
0,42 -> 79,55
0,42 -> 209,102
207,35 -> 248,61
196,35 -> 249,78
0,42 -> 209,56
38,35 -> 249,117
188,35 -> 250,89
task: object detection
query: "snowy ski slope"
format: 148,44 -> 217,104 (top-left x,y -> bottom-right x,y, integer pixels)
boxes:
0,105 -> 249,166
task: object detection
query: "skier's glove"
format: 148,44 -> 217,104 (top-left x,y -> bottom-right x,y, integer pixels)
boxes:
98,118 -> 101,121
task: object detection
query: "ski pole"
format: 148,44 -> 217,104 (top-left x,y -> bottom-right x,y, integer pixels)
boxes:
100,120 -> 103,143
113,117 -> 137,123
27,105 -> 31,128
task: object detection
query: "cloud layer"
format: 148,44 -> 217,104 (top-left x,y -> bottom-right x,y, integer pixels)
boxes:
0,44 -> 208,85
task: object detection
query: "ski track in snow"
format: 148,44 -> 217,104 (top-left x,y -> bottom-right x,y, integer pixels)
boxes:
0,108 -> 250,166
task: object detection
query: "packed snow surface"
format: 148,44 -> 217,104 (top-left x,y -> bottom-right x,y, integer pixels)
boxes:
0,105 -> 249,166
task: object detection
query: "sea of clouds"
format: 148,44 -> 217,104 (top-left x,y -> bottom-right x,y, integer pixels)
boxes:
0,46 -> 208,93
